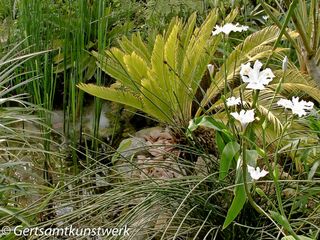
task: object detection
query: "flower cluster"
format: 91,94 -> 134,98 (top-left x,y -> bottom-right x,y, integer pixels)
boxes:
227,58 -> 312,126
229,59 -> 275,126
228,60 -> 274,126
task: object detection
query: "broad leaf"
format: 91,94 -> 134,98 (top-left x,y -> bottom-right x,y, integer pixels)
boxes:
222,149 -> 259,229
219,141 -> 240,180
222,176 -> 246,229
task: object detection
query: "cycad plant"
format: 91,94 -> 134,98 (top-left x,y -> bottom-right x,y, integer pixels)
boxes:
78,9 -> 238,127
78,10 -> 314,140
78,6 -> 320,169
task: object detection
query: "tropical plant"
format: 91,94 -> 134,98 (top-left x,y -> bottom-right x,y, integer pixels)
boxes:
11,0 -> 140,164
20,120 -> 319,239
1,2 -> 319,240
78,9 -> 239,127
78,10 -> 318,143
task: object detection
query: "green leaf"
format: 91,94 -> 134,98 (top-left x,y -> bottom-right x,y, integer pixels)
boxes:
84,59 -> 97,82
112,138 -> 132,164
0,207 -> 30,226
187,116 -> 230,136
222,149 -> 259,229
222,181 -> 246,229
219,141 -> 240,180
308,160 -> 320,180
123,52 -> 148,85
181,12 -> 197,50
215,132 -> 225,154
245,150 -> 259,167
77,84 -> 144,113
193,116 -> 227,131
281,236 -> 315,240
270,211 -> 293,233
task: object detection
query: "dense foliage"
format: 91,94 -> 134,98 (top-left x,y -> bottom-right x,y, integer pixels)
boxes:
0,1 -> 319,240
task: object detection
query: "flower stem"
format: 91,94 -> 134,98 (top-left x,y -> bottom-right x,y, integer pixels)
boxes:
261,115 -> 300,239
241,126 -> 286,236
241,133 -> 263,214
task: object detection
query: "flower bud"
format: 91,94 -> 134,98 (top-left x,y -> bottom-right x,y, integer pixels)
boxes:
207,64 -> 214,76
282,56 -> 288,71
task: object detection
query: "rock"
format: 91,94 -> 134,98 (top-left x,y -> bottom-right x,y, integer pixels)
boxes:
50,101 -> 116,139
112,137 -> 148,178
82,101 -> 112,138
112,127 -> 184,180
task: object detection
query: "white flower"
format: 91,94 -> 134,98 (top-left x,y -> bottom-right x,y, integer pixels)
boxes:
282,56 -> 288,71
207,64 -> 214,76
240,60 -> 275,90
277,98 -> 292,109
277,96 -> 314,117
226,96 -> 241,107
247,165 -> 269,180
212,23 -> 249,36
230,109 -> 255,126
262,15 -> 269,21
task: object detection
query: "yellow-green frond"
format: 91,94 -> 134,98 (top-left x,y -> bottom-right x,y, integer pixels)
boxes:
77,83 -> 143,111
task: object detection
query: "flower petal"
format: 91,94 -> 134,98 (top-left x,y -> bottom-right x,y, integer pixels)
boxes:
259,68 -> 275,85
207,64 -> 214,75
247,165 -> 269,180
277,99 -> 293,109
226,96 -> 241,107
240,60 -> 275,90
212,23 -> 249,36
277,96 -> 314,117
240,62 -> 252,83
282,56 -> 288,71
231,109 -> 255,125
